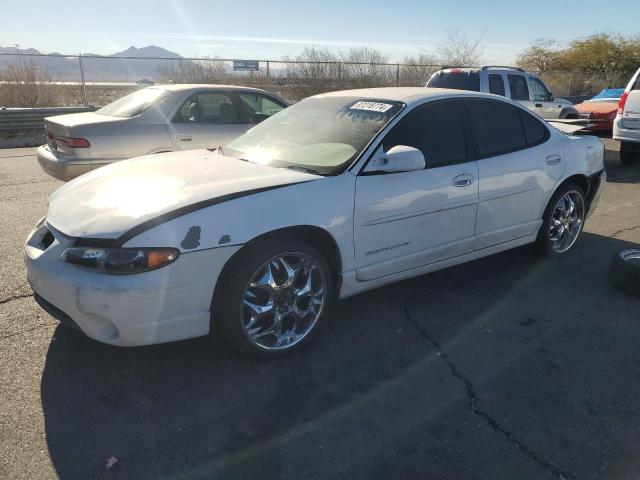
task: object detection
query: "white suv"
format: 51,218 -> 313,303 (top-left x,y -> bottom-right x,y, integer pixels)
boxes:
426,66 -> 578,120
613,67 -> 640,166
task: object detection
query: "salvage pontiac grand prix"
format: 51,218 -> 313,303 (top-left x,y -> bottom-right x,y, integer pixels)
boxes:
25,87 -> 606,357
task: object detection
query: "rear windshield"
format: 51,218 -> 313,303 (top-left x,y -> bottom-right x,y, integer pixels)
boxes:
97,87 -> 168,117
427,70 -> 480,91
589,88 -> 625,101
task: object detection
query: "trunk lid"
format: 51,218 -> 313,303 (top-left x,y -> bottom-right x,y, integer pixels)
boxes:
44,112 -> 124,136
46,149 -> 319,239
44,112 -> 125,157
622,90 -> 640,130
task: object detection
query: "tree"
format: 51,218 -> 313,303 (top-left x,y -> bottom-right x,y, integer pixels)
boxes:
400,53 -> 440,86
158,56 -> 227,83
340,47 -> 391,88
0,57 -> 56,107
561,33 -> 640,82
516,38 -> 565,74
436,29 -> 484,66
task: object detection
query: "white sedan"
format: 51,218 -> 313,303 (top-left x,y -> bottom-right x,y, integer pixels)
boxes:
25,87 -> 606,357
36,84 -> 287,181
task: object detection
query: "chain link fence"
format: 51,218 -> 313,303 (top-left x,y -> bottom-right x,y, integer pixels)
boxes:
0,52 -> 631,108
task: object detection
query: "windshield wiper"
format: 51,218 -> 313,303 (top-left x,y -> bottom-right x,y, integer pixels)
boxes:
284,165 -> 322,175
206,145 -> 224,154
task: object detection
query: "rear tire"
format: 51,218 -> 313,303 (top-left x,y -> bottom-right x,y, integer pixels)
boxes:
535,183 -> 586,256
620,142 -> 638,167
214,236 -> 334,359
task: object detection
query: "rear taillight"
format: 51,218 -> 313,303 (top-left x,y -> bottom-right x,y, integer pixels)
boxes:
617,92 -> 629,116
55,136 -> 90,148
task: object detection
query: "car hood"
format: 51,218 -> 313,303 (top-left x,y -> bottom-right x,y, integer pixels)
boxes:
575,101 -> 618,115
46,149 -> 320,239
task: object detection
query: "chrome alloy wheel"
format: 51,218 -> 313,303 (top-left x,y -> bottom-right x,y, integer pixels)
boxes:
549,190 -> 585,253
241,253 -> 327,351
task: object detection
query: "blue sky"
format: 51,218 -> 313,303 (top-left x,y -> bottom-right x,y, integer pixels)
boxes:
1,0 -> 638,63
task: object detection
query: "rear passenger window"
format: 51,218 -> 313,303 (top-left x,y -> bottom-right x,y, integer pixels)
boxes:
383,100 -> 467,167
508,74 -> 530,101
174,92 -> 240,124
489,74 -> 505,96
520,110 -> 549,146
467,99 -> 527,157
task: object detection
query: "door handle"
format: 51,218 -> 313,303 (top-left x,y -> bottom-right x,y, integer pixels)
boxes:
176,134 -> 192,142
545,154 -> 562,165
535,103 -> 543,107
452,173 -> 475,187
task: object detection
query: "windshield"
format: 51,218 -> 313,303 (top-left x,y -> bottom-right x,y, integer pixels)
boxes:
588,88 -> 625,102
97,87 -> 168,117
225,96 -> 404,174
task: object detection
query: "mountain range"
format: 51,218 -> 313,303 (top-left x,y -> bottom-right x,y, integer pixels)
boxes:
0,45 -> 185,82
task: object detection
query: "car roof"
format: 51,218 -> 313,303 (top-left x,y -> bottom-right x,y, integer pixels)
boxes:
154,84 -> 275,94
439,65 -> 528,72
314,87 -> 498,106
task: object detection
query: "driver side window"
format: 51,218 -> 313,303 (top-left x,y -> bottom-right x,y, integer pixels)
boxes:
173,92 -> 240,124
530,77 -> 551,101
382,100 -> 467,168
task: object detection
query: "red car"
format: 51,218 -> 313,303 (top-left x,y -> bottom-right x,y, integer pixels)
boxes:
575,89 -> 625,131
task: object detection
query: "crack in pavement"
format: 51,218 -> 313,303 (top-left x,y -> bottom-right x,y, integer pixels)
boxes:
1,179 -> 59,187
0,322 -> 57,341
611,224 -> 640,239
0,293 -> 34,305
400,301 -> 573,480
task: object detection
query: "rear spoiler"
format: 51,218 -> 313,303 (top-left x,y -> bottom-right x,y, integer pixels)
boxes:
547,119 -> 593,135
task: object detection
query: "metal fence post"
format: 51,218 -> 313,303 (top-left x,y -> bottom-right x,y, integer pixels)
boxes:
611,71 -> 617,87
78,54 -> 88,106
337,62 -> 342,89
567,72 -> 573,96
266,61 -> 270,78
178,58 -> 183,83
396,64 -> 400,87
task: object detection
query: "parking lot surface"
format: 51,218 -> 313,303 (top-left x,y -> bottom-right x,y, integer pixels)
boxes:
1,140 -> 639,480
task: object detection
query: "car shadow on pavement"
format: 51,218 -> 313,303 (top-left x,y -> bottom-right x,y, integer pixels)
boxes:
602,141 -> 640,184
41,232 -> 640,480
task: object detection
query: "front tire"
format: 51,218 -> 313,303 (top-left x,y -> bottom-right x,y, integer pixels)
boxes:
535,184 -> 586,256
560,109 -> 578,120
214,237 -> 333,358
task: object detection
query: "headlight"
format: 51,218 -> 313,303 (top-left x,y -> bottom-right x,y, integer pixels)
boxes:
61,247 -> 179,274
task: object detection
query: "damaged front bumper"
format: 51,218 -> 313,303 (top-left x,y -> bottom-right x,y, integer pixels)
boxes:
24,221 -> 240,346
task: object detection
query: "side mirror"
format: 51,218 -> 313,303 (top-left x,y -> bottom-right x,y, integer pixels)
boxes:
547,91 -> 554,101
364,145 -> 426,173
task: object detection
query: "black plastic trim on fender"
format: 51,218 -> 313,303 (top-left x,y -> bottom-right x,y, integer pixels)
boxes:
585,169 -> 604,212
72,181 -> 314,248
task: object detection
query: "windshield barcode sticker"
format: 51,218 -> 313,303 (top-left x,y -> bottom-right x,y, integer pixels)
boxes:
350,101 -> 394,112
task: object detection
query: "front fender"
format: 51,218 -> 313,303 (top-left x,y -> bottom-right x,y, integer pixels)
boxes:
122,173 -> 357,272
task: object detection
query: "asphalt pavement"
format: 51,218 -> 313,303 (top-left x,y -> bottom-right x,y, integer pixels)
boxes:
1,140 -> 639,480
